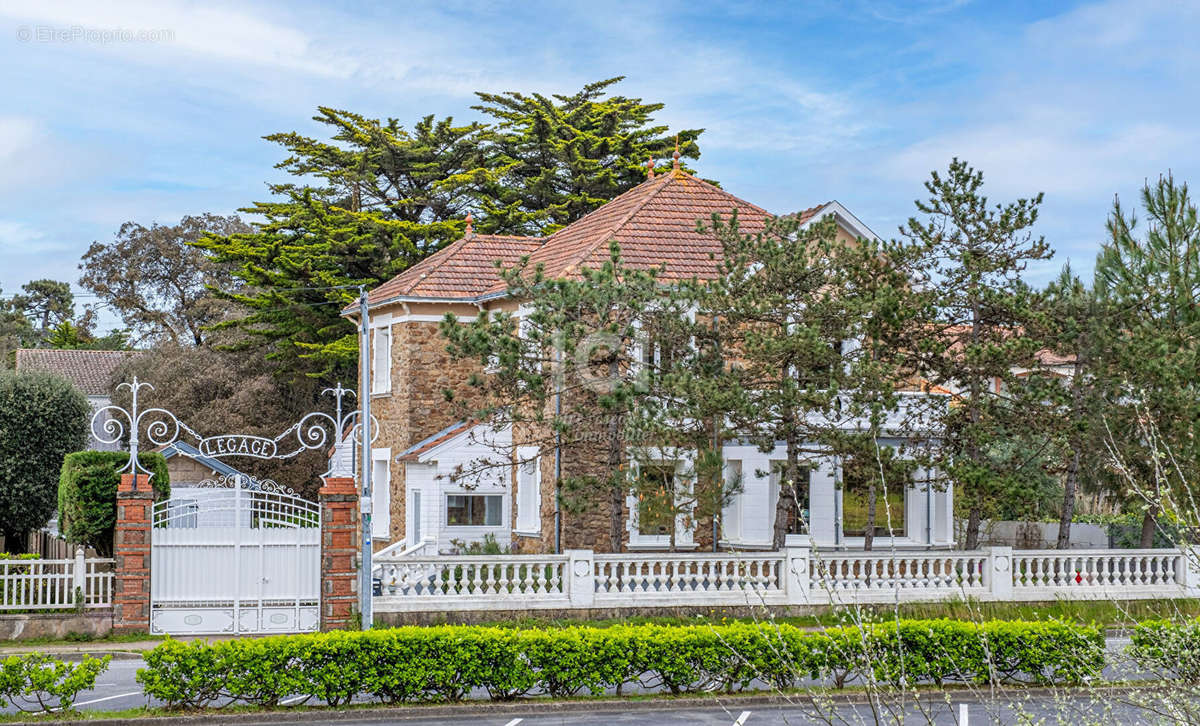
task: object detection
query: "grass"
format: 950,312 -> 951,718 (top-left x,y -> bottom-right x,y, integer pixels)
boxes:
455,597 -> 1200,631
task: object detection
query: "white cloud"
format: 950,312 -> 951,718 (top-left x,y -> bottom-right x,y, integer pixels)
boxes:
0,0 -> 353,77
0,219 -> 44,251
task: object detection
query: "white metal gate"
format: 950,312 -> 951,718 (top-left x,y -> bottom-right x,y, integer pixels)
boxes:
150,476 -> 321,635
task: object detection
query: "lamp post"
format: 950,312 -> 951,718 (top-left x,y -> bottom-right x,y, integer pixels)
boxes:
358,287 -> 374,629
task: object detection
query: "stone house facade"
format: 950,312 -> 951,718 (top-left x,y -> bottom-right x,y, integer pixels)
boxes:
343,163 -> 955,555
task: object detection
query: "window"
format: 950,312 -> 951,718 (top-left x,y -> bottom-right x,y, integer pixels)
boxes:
371,451 -> 390,538
515,451 -> 540,533
446,494 -> 503,526
637,464 -> 676,536
371,326 -> 391,394
842,467 -> 907,539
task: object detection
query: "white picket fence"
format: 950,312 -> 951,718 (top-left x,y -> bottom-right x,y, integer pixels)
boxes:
373,545 -> 1200,613
0,550 -> 114,611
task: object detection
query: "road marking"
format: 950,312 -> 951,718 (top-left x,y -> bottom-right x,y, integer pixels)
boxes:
281,694 -> 309,705
959,703 -> 969,726
67,691 -> 141,708
733,711 -> 752,726
504,719 -> 524,726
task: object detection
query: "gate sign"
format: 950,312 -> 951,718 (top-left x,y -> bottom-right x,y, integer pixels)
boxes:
199,435 -> 278,459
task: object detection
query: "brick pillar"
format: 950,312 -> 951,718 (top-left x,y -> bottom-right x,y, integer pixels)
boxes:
320,476 -> 359,631
113,474 -> 153,634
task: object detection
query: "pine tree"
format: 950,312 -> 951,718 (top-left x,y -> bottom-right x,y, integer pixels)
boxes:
675,212 -> 916,549
473,77 -> 704,235
1029,265 -> 1112,548
197,110 -> 491,382
899,158 -> 1051,550
1094,173 -> 1200,548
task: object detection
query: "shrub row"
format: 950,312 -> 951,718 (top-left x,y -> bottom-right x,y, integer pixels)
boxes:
136,619 -> 1104,708
0,653 -> 110,713
1129,619 -> 1200,683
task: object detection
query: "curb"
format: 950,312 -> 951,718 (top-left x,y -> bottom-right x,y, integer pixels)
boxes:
45,684 -> 1158,726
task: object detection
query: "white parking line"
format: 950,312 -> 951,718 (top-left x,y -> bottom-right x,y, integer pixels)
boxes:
733,711 -> 752,726
503,719 -> 524,726
65,691 -> 141,708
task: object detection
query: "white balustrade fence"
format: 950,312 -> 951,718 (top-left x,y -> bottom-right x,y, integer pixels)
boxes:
373,545 -> 1200,613
0,550 -> 113,611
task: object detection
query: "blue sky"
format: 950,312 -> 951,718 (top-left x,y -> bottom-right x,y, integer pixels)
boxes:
1,0 -> 1196,332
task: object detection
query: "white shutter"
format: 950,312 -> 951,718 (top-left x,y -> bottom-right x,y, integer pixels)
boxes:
371,326 -> 391,394
515,448 -> 540,533
371,451 -> 390,538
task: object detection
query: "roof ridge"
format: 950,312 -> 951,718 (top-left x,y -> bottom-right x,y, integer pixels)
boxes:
556,172 -> 676,276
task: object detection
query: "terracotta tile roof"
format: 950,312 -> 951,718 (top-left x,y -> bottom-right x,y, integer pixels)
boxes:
14,348 -> 136,396
488,170 -> 772,294
365,234 -> 542,306
361,169 -> 786,308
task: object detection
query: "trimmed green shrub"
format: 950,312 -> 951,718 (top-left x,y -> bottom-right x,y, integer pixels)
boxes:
58,451 -> 169,557
137,620 -> 1105,709
1130,619 -> 1200,682
0,370 -> 90,550
0,652 -> 110,713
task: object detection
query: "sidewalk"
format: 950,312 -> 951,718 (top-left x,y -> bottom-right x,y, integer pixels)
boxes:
0,635 -> 229,659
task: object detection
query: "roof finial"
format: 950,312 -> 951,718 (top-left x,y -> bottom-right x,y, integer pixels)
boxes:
646,156 -> 655,179
464,212 -> 473,236
672,135 -> 681,171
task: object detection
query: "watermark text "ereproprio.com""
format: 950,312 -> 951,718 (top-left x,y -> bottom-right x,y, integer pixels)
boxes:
15,25 -> 175,44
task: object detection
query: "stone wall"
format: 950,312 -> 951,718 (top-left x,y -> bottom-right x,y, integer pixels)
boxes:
373,315 -> 485,546
0,611 -> 111,641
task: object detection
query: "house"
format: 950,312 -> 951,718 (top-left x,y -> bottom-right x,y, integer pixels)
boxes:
344,162 -> 954,555
14,348 -> 136,451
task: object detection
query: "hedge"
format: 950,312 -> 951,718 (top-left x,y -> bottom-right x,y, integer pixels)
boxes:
58,451 -> 170,557
1129,620 -> 1200,682
0,652 -> 110,713
136,620 -> 1104,709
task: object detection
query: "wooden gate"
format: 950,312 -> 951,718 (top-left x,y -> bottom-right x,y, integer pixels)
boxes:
150,476 -> 320,635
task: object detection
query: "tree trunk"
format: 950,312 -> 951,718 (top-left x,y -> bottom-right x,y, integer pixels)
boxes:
773,436 -> 801,550
964,505 -> 983,550
1057,450 -> 1079,549
863,481 -> 876,552
1140,504 -> 1158,549
1057,352 -> 1087,550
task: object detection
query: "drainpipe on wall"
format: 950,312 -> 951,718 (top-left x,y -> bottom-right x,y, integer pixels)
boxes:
554,348 -> 563,554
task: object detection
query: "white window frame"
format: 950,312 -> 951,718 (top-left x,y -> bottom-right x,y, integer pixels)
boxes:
625,454 -> 697,550
370,317 -> 392,395
445,493 -> 505,527
514,446 -> 541,535
371,448 -> 391,538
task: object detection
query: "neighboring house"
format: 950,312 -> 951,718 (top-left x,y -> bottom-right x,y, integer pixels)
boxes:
343,164 -> 954,555
14,348 -> 136,451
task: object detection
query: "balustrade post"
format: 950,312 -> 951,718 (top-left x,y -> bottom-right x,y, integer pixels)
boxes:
1179,545 -> 1200,596
784,540 -> 811,605
566,549 -> 594,608
988,546 -> 1013,601
72,547 -> 86,604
